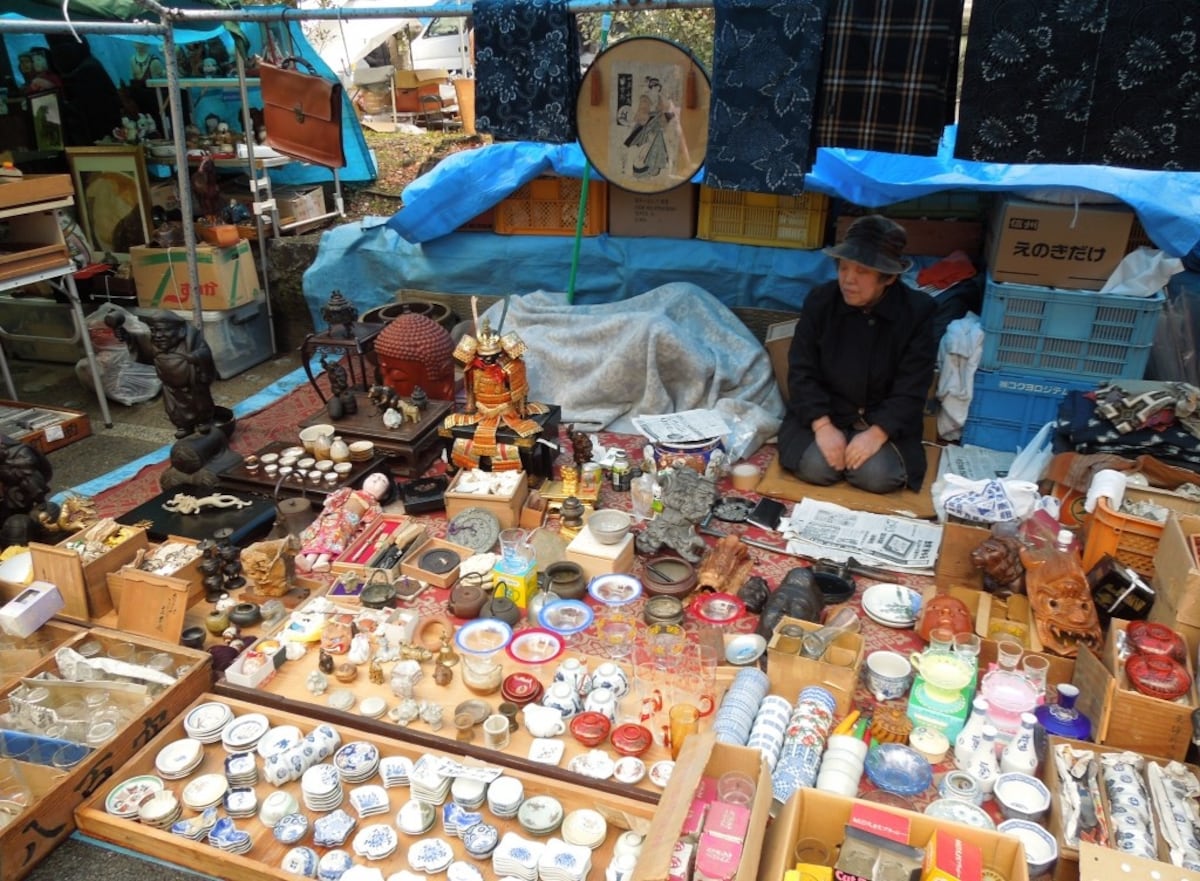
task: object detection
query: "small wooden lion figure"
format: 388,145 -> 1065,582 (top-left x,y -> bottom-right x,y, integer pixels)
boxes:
970,534 -> 1026,598
240,535 -> 299,597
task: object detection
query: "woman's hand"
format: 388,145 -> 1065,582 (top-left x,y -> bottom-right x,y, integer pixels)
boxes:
846,426 -> 888,471
814,422 -> 847,471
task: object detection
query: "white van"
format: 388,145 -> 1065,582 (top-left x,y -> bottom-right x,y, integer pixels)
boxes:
409,16 -> 471,74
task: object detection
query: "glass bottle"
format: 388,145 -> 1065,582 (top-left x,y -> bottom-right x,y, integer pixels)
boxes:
954,696 -> 990,771
610,450 -> 631,491
800,607 -> 861,660
1000,712 -> 1040,776
967,724 -> 1000,795
1034,683 -> 1093,741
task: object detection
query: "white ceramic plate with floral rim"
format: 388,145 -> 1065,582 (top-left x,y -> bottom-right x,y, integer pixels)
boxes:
566,750 -> 615,781
527,738 -> 565,766
221,713 -> 270,749
612,756 -> 646,785
181,773 -> 229,810
648,760 -> 675,789
154,737 -> 204,777
861,583 -> 923,628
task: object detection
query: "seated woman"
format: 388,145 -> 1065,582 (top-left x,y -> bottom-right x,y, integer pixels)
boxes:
778,215 -> 936,494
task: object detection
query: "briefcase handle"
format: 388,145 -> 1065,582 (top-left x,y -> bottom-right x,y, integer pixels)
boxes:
278,56 -> 319,76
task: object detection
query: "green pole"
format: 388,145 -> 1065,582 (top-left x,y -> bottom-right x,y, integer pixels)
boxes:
566,13 -> 612,305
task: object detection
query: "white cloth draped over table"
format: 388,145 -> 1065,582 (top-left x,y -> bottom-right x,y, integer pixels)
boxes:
478,284 -> 785,458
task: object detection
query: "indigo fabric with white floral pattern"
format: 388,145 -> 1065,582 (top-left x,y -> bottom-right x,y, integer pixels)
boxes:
473,0 -> 581,144
704,0 -> 831,194
957,0 -> 1200,170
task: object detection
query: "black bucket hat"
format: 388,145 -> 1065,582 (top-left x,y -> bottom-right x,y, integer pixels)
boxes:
824,215 -> 912,275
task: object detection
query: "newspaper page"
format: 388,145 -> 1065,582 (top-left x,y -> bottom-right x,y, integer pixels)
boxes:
631,409 -> 730,443
781,497 -> 942,572
938,445 -> 1017,481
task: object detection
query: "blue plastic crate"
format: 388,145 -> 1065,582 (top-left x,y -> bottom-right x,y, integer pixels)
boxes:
962,369 -> 1097,452
980,275 -> 1164,379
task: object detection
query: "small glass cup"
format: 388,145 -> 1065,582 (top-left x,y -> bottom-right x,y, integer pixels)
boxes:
0,758 -> 32,826
794,837 -> 831,867
668,703 -> 700,760
717,770 -> 756,807
1021,654 -> 1050,697
927,627 -> 955,653
996,638 -> 1024,672
52,743 -> 90,771
106,642 -> 135,664
953,632 -> 981,663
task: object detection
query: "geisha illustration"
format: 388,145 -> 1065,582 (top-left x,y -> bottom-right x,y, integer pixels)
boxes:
618,70 -> 687,185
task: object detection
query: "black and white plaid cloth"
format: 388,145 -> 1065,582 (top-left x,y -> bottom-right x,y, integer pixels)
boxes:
815,0 -> 961,156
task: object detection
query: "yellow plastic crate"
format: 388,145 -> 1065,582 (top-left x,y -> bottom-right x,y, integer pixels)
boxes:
697,187 -> 830,250
493,176 -> 608,237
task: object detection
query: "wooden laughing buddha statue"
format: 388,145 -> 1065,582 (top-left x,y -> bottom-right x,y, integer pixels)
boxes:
442,317 -> 547,471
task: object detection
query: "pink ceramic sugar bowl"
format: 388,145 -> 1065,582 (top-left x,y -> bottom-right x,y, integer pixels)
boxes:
980,668 -> 1039,737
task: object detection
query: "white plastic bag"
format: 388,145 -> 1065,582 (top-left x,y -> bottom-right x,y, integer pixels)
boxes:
1100,247 -> 1184,297
1007,421 -> 1055,483
79,304 -> 161,404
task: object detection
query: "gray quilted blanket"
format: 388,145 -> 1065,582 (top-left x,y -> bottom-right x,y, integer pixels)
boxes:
479,284 -> 785,455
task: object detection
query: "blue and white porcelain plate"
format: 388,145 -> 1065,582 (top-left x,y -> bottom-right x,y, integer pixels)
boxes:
351,823 -> 398,860
281,846 -> 318,878
258,724 -> 302,759
274,812 -> 310,845
317,848 -> 354,881
334,741 -> 380,775
463,821 -> 499,857
408,837 -> 454,872
313,809 -> 357,847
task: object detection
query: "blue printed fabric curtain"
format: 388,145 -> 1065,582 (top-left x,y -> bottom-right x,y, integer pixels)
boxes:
814,0 -> 961,156
473,0 -> 582,144
704,0 -> 831,194
956,0 -> 1200,170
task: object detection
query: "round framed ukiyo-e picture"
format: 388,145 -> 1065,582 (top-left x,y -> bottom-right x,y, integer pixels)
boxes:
577,36 -> 711,195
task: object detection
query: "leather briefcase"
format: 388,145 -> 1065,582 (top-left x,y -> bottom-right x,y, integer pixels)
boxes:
260,57 -> 346,168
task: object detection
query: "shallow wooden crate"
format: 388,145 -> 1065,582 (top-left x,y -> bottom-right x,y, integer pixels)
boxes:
29,526 -> 149,623
0,620 -> 87,693
0,626 -> 211,881
107,534 -> 205,616
75,693 -> 658,881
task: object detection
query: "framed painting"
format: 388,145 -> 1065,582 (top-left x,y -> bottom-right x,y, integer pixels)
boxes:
29,90 -> 63,151
65,145 -> 154,259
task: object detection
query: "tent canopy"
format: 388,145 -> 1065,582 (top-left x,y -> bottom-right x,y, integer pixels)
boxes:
298,0 -> 437,82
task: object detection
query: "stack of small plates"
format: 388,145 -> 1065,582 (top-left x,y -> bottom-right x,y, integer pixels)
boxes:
487,776 -> 524,818
313,808 -> 358,848
409,756 -> 451,804
224,752 -> 258,786
154,738 -> 205,780
538,838 -> 593,881
348,784 -> 390,820
183,702 -> 233,744
445,861 -> 485,881
462,822 -> 500,859
317,849 -> 353,881
273,812 -> 310,845
451,777 -> 487,810
492,832 -> 544,880
442,802 -> 483,837
566,750 -> 614,781
221,712 -> 270,753
223,786 -> 258,819
257,724 -> 302,761
302,764 -> 345,811
169,804 -> 218,840
181,773 -> 229,811
517,795 -> 564,836
281,846 -> 318,878
352,824 -> 399,862
379,756 -> 412,788
396,799 -> 436,836
407,838 -> 454,874
208,816 -> 253,855
334,741 -> 381,784
561,809 -> 608,850
137,790 -> 181,829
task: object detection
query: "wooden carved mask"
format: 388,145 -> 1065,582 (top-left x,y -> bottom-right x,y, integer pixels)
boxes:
1021,554 -> 1103,658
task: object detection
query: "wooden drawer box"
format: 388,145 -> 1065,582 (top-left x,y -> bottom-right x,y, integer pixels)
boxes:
74,693 -> 658,881
29,525 -> 148,623
443,469 -> 530,529
0,626 -> 210,881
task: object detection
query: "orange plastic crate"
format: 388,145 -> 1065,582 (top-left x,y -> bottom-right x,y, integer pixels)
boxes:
1082,489 -> 1200,578
493,176 -> 608,237
697,186 -> 830,249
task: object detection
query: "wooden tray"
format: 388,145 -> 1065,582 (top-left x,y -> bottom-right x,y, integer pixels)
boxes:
215,616 -> 733,797
0,620 -> 87,693
75,693 -> 658,881
218,441 -> 389,500
300,397 -> 453,478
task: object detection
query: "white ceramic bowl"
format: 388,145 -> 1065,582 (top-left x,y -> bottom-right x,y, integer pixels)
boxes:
587,509 -> 633,545
994,772 -> 1052,822
997,818 -> 1058,878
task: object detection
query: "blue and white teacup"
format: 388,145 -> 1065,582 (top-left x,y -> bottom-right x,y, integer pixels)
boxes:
865,650 -> 914,702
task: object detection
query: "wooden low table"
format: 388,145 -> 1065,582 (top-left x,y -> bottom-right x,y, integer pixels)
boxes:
217,440 -> 389,500
301,394 -> 453,478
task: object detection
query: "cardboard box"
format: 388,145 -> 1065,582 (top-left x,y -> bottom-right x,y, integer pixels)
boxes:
1072,618 -> 1196,761
1152,512 -> 1200,628
632,733 -> 772,881
275,184 -> 327,225
29,525 -> 149,623
923,827 -> 983,881
443,469 -> 530,530
835,215 -> 984,258
394,68 -> 449,113
765,319 -> 798,401
565,526 -> 635,582
766,615 -> 863,715
608,184 -> 698,238
975,591 -> 1044,654
986,196 -> 1135,290
0,626 -> 210,881
223,638 -> 287,689
0,581 -> 62,638
761,789 -> 1030,881
934,521 -> 989,591
130,240 -> 260,310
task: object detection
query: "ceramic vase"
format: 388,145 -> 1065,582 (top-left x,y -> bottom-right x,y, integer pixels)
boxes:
1000,712 -> 1040,776
954,696 -> 990,771
1034,682 -> 1093,741
966,724 -> 1000,796
330,436 -> 351,463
